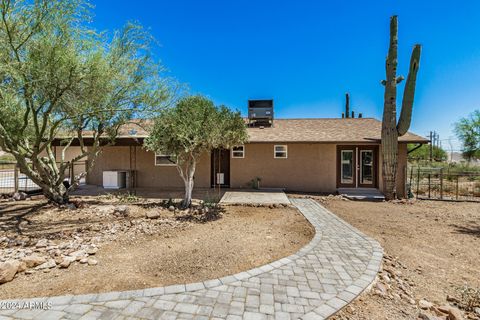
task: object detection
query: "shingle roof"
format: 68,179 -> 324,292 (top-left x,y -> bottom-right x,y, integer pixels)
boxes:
76,118 -> 428,144
115,118 -> 427,144
245,118 -> 428,143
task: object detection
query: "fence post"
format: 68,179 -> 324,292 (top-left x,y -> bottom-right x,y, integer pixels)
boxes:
456,175 -> 459,200
416,167 -> 420,198
440,168 -> 443,200
428,173 -> 431,199
14,164 -> 19,193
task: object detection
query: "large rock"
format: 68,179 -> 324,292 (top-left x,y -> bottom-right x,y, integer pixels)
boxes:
59,257 -> 76,269
36,259 -> 56,270
146,211 -> 160,219
21,255 -> 46,268
86,246 -> 98,255
97,205 -> 116,215
69,250 -> 87,261
12,192 -> 27,201
35,239 -> 48,248
419,299 -> 434,310
113,205 -> 129,217
87,258 -> 98,266
0,260 -> 20,284
438,305 -> 464,320
418,312 -> 445,320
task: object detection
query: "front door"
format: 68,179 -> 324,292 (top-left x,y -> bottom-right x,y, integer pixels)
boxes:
337,146 -> 378,188
211,149 -> 230,187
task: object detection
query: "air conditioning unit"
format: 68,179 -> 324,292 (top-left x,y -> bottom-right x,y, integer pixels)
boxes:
102,170 -> 127,189
248,99 -> 274,127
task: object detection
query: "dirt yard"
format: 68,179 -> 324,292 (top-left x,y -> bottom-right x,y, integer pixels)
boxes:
316,197 -> 480,320
0,196 -> 314,299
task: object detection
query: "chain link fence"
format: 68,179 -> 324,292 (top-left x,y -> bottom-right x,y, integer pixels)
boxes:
408,166 -> 480,202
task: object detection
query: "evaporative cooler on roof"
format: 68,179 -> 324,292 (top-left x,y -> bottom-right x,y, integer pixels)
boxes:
248,99 -> 273,127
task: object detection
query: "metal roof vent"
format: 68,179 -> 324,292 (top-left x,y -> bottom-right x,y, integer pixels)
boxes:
128,129 -> 137,136
248,99 -> 273,127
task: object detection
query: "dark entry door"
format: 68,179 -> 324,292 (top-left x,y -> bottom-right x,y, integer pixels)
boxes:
211,149 -> 230,187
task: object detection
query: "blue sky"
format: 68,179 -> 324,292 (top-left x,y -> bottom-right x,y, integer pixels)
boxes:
91,1 -> 480,151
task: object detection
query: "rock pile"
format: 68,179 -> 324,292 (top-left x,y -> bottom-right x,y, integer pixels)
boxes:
417,294 -> 480,320
0,204 -> 189,285
0,192 -> 28,201
333,253 -> 477,320
0,238 -> 100,284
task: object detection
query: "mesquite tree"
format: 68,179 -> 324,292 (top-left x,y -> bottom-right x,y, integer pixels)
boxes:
454,110 -> 480,161
145,96 -> 248,208
0,0 -> 170,204
381,15 -> 421,200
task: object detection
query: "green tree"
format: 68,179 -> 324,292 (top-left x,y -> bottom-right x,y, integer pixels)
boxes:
0,0 -> 171,204
145,95 -> 247,208
455,110 -> 480,161
407,144 -> 447,162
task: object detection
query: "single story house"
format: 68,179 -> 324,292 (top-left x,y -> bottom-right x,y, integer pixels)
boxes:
53,102 -> 428,198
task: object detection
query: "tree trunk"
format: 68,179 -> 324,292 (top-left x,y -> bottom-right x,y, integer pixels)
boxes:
15,154 -> 70,205
179,156 -> 196,209
42,184 -> 70,205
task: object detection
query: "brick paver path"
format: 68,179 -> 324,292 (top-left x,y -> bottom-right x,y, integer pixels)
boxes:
0,199 -> 382,320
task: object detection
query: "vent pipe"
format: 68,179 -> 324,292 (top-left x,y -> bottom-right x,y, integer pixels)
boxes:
345,93 -> 350,118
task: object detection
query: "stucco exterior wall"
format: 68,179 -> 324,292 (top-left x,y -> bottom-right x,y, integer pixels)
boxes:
87,146 -> 210,189
230,143 -> 337,192
85,142 -> 410,198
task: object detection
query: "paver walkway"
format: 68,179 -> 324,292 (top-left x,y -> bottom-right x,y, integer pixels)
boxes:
0,199 -> 382,320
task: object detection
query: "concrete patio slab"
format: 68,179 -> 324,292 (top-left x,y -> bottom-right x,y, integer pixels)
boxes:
220,190 -> 291,205
337,188 -> 385,201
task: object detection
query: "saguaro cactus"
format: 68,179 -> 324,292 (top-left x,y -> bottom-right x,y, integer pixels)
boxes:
381,15 -> 421,200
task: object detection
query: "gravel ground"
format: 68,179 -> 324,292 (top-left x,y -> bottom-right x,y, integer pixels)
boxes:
0,197 -> 314,299
316,196 -> 480,319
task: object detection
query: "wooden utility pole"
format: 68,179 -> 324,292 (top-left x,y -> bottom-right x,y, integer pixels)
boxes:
430,131 -> 434,162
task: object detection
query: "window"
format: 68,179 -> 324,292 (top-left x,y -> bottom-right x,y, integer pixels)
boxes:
155,153 -> 176,166
341,150 -> 354,184
231,145 -> 245,158
274,145 -> 288,159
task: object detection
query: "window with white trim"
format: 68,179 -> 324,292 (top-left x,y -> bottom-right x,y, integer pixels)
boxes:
274,145 -> 288,158
231,145 -> 245,158
155,153 -> 177,166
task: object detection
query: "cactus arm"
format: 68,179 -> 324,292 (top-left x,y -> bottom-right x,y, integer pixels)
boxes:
397,44 -> 421,136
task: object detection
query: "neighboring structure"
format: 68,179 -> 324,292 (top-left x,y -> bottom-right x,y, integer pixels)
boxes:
447,152 -> 480,166
54,101 -> 428,198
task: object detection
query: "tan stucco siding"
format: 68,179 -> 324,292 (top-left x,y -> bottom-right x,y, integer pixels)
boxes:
230,143 -> 337,192
86,142 -> 410,198
87,146 -> 210,188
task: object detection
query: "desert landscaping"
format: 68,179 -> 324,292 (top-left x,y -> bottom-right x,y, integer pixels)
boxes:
312,196 -> 480,320
0,194 -> 314,299
1,0 -> 480,319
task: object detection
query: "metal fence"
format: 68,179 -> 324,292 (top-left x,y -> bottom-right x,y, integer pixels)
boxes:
408,166 -> 480,202
0,161 -> 87,195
